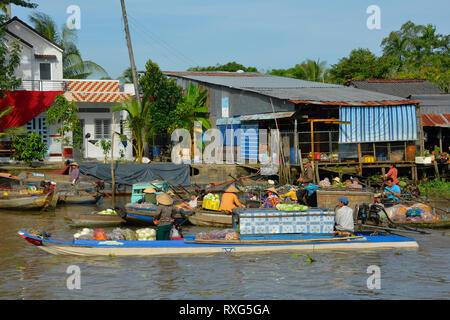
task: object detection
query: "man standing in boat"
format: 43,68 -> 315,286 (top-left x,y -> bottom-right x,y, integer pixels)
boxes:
296,159 -> 315,205
154,193 -> 178,240
69,162 -> 80,194
335,197 -> 355,236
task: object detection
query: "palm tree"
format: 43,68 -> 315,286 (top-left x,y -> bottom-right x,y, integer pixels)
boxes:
29,12 -> 109,79
112,96 -> 152,163
293,59 -> 329,82
174,83 -> 211,134
117,67 -> 133,84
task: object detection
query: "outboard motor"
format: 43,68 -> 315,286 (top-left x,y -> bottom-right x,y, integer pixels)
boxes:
356,203 -> 382,226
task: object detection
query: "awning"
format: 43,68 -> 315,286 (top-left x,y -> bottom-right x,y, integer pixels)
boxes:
216,111 -> 295,125
422,114 -> 450,127
339,105 -> 418,143
0,90 -> 64,131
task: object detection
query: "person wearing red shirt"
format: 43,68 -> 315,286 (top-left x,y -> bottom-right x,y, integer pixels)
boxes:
382,164 -> 399,185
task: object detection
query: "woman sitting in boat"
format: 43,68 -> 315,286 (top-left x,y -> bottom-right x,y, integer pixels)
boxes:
138,187 -> 157,205
279,186 -> 298,203
263,187 -> 280,209
154,193 -> 177,240
219,185 -> 245,214
334,197 -> 354,236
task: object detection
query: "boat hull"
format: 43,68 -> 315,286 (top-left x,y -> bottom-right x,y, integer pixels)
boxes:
122,204 -> 187,226
19,230 -> 419,257
188,210 -> 232,227
0,191 -> 55,210
64,212 -> 126,228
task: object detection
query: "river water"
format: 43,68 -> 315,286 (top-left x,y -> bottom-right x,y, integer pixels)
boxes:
0,197 -> 449,300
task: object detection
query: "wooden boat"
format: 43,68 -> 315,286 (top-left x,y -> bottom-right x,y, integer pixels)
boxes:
188,209 -> 232,227
64,211 -> 126,228
118,203 -> 187,226
57,190 -> 100,205
0,191 -> 55,211
18,229 -> 419,257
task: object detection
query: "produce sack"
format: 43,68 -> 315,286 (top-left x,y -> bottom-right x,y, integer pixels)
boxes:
94,229 -> 107,241
123,229 -> 137,241
411,203 -> 431,214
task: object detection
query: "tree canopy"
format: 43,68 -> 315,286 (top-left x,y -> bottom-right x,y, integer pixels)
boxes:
188,61 -> 258,73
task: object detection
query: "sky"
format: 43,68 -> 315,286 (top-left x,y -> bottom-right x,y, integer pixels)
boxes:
10,0 -> 450,79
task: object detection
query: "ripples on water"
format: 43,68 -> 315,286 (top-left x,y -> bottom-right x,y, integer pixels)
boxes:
0,197 -> 449,300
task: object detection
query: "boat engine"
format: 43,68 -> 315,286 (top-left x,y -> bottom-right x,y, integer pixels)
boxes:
356,203 -> 382,226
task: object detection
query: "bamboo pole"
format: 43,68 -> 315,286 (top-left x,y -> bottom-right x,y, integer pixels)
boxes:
111,113 -> 116,207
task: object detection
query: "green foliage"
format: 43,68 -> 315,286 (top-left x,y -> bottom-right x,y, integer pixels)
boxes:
96,139 -> 111,163
28,12 -> 108,79
172,83 -> 211,133
113,97 -> 152,163
139,59 -> 183,135
10,132 -> 47,164
269,59 -> 329,82
418,179 -> 450,199
45,95 -> 83,153
328,48 -> 395,84
188,61 -> 258,73
0,15 -> 22,99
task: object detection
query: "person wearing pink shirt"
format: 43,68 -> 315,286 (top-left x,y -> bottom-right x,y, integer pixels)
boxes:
382,164 -> 399,185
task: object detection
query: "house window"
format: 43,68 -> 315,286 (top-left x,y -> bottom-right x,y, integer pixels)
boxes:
39,63 -> 51,80
94,119 -> 111,139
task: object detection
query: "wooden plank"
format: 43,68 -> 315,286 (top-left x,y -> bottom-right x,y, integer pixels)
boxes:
185,235 -> 364,245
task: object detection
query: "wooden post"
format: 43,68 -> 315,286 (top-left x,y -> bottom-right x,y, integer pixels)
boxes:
434,160 -> 440,180
387,142 -> 391,162
120,0 -> 141,105
294,120 -> 298,164
439,128 -> 443,153
358,143 -> 363,175
111,113 -> 116,207
310,120 -> 314,165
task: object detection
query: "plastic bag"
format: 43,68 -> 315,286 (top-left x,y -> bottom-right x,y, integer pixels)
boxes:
94,229 -> 107,241
122,229 -> 137,241
170,226 -> 181,239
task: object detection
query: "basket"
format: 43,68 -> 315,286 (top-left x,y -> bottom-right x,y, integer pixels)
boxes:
202,199 -> 220,211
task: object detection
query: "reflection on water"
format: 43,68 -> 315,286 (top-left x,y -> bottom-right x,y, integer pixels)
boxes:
0,196 -> 449,300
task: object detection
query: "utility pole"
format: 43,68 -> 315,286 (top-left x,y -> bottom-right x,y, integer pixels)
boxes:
120,0 -> 141,104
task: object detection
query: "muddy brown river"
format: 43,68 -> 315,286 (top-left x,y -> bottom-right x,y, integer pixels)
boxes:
0,197 -> 449,300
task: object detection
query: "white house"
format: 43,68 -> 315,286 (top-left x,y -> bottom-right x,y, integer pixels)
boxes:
1,16 -> 134,163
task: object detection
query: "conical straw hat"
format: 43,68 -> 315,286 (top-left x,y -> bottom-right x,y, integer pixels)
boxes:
143,187 -> 156,194
265,187 -> 278,195
156,193 -> 173,206
225,185 -> 240,193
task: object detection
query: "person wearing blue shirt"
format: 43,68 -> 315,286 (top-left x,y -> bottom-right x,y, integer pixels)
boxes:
384,178 -> 401,201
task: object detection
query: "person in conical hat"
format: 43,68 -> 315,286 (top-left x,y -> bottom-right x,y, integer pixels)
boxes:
142,187 -> 157,204
263,186 -> 280,208
154,193 -> 177,240
219,184 -> 245,213
224,185 -> 240,193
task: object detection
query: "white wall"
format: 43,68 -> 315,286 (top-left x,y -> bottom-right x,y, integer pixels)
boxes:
6,20 -> 63,82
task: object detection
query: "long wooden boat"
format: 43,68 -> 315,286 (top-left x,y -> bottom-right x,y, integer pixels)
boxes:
18,229 -> 419,257
119,203 -> 188,226
64,211 -> 126,228
188,209 -> 232,227
0,191 -> 55,210
57,191 -> 100,205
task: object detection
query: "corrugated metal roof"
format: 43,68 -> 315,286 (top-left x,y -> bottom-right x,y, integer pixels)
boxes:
410,94 -> 450,114
165,71 -> 416,106
422,113 -> 450,127
216,111 -> 295,125
346,79 -> 442,97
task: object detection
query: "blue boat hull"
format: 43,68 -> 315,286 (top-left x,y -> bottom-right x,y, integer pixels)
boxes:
18,229 -> 419,257
121,204 -> 187,226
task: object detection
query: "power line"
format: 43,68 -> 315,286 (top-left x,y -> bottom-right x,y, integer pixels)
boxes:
126,12 -> 199,67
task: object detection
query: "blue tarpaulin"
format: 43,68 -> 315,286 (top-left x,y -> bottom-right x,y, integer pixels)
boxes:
339,105 -> 418,143
78,163 -> 190,186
